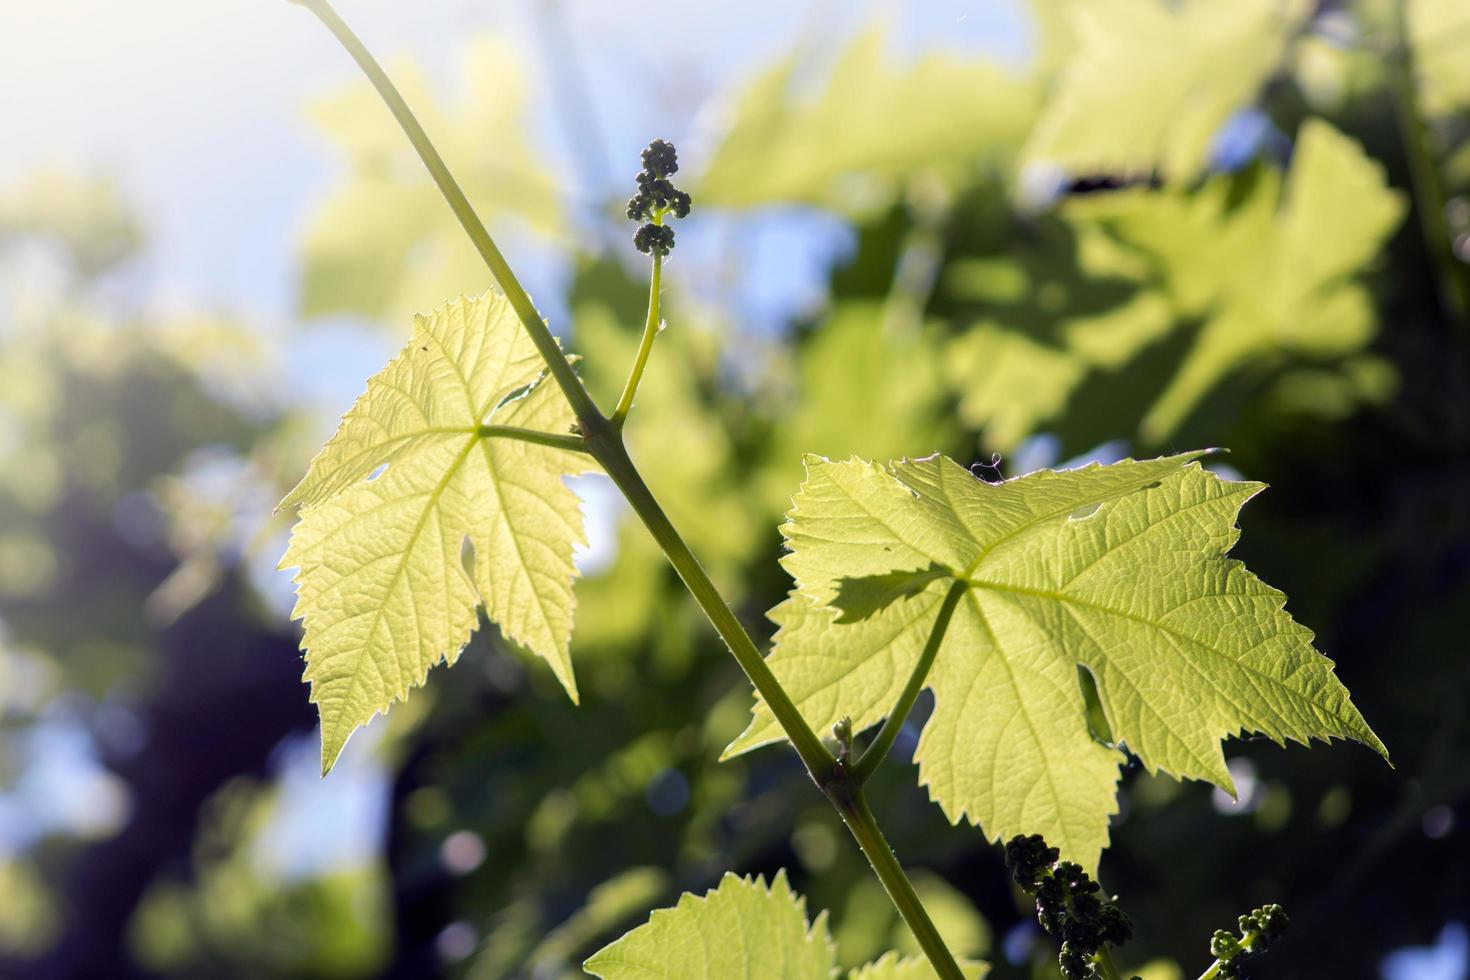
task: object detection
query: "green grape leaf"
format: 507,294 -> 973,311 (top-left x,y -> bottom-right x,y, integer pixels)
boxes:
299,39 -> 562,324
584,871 -> 985,980
1024,0 -> 1309,182
584,872 -> 833,980
728,452 -> 1385,869
1074,119 -> 1405,439
698,28 -> 1036,209
851,951 -> 986,980
279,291 -> 592,773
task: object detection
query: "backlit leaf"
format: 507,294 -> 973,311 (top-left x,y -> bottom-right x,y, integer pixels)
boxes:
1024,0 -> 1309,182
1074,119 -> 1405,438
1409,0 -> 1470,118
279,292 -> 592,772
584,871 -> 985,980
699,28 -> 1037,209
729,452 -> 1385,868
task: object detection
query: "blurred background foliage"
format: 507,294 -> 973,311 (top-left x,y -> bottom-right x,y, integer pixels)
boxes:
0,0 -> 1467,977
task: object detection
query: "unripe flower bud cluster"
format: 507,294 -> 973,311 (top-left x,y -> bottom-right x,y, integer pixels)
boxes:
626,139 -> 691,257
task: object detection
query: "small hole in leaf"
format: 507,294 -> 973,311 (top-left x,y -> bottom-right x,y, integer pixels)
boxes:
1068,502 -> 1101,521
460,536 -> 476,577
487,378 -> 540,420
1076,664 -> 1114,744
367,464 -> 388,482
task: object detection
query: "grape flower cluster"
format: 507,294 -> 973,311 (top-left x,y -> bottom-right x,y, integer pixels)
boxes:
1207,904 -> 1290,978
1004,835 -> 1135,980
626,139 -> 691,257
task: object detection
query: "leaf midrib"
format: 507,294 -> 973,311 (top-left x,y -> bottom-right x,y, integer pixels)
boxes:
317,434 -> 478,729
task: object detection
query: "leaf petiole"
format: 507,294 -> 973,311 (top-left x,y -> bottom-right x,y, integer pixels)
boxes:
852,579 -> 967,784
476,424 -> 591,454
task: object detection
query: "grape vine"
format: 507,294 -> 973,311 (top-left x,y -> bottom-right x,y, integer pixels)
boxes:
277,2 -> 1388,976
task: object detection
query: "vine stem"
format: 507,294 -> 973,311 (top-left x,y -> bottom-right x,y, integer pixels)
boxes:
290,0 -> 830,788
612,243 -> 662,429
829,784 -> 967,980
290,3 -> 964,975
287,0 -> 599,423
853,580 -> 966,783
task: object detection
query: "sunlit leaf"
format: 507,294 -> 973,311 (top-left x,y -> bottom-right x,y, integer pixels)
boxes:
699,28 -> 1037,208
833,563 -> 950,623
1074,120 -> 1405,438
584,871 -> 984,979
729,452 -> 1385,868
1024,0 -> 1309,182
279,291 -> 592,772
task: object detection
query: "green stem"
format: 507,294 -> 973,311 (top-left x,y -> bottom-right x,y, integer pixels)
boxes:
1195,932 -> 1261,980
611,248 -> 662,429
296,0 -> 601,423
293,4 -> 963,974
477,424 -> 591,454
1093,947 -> 1125,980
294,0 -> 833,788
1387,4 -> 1470,335
587,434 -> 835,775
831,785 -> 966,980
853,580 -> 966,783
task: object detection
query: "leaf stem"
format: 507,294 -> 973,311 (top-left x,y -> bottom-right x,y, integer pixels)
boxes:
829,784 -> 966,980
611,247 -> 662,430
476,424 -> 591,454
852,580 -> 967,783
